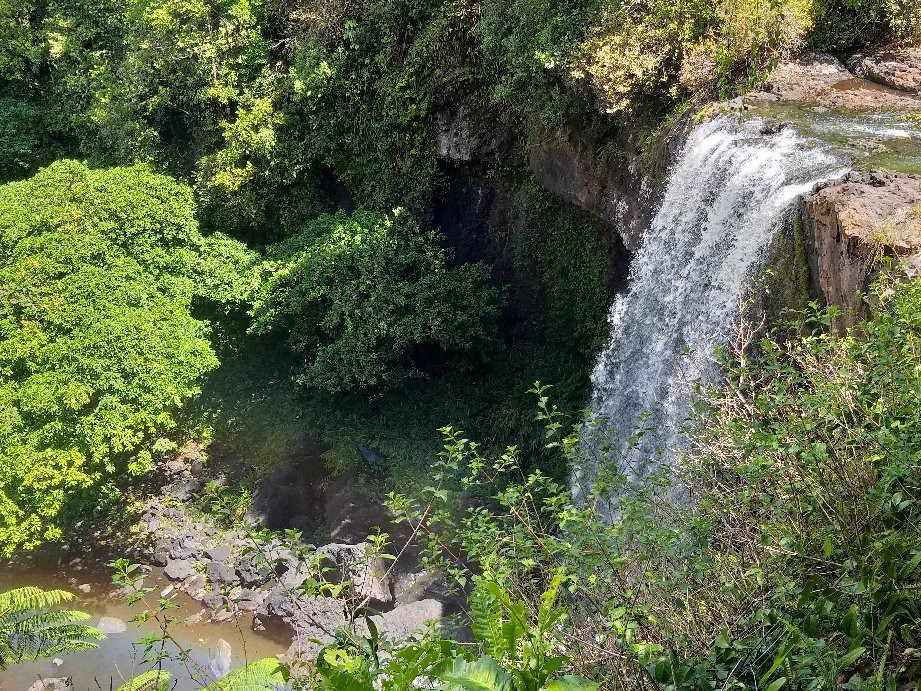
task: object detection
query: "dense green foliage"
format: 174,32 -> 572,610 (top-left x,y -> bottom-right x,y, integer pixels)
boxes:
312,571 -> 598,690
0,161 -> 252,553
0,0 -> 919,684
0,587 -> 103,668
343,275 -> 921,689
3,0 -> 916,237
251,209 -> 499,393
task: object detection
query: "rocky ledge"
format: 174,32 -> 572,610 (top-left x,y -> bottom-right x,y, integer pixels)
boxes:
753,51 -> 921,111
849,47 -> 921,95
134,447 -> 458,664
806,170 -> 921,328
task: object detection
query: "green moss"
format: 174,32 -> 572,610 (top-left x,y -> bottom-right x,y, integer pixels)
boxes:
759,209 -> 812,328
510,178 -> 614,356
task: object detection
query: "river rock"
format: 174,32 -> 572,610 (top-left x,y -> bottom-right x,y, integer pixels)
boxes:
277,596 -> 349,663
168,534 -> 199,560
202,592 -> 225,611
181,573 -> 207,595
164,558 -> 197,581
206,545 -> 232,562
27,679 -> 72,691
317,542 -> 393,604
368,599 -> 443,640
97,616 -> 127,634
205,560 -> 239,587
234,588 -> 264,612
235,554 -> 270,587
209,638 -> 232,679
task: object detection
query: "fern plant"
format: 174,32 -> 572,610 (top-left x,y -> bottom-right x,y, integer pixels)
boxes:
115,669 -> 173,691
313,572 -> 598,690
115,658 -> 289,691
0,587 -> 104,669
204,657 -> 289,689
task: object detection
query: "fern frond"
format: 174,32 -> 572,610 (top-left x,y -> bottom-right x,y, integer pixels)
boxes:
0,587 -> 102,670
470,583 -> 506,660
116,669 -> 173,691
12,608 -> 93,631
203,657 -> 289,690
0,588 -> 76,623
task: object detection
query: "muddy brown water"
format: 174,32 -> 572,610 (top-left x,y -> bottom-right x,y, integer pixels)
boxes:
0,557 -> 290,691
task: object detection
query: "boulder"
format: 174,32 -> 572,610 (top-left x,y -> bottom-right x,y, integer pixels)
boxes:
317,542 -> 393,605
369,599 -> 443,641
393,569 -> 450,607
754,52 -> 920,111
206,545 -> 232,563
205,560 -> 239,588
235,554 -> 271,587
96,616 -> 127,634
849,47 -> 921,95
209,638 -> 232,679
261,591 -> 346,651
234,589 -> 265,612
164,559 -> 197,581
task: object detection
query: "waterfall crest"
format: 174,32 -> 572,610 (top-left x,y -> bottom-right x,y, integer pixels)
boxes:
576,116 -> 848,505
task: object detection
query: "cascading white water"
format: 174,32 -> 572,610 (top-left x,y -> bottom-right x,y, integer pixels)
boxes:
575,115 -> 848,506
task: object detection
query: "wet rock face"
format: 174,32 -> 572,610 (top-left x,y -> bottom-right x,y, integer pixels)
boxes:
849,47 -> 921,95
317,542 -> 393,605
528,129 -> 652,252
435,102 -> 506,162
755,52 -> 921,111
245,442 -> 326,532
806,170 -> 921,327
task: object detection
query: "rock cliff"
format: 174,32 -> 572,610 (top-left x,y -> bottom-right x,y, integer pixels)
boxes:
806,170 -> 921,327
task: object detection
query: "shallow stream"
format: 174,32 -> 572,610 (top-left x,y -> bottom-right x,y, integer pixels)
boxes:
0,556 -> 288,691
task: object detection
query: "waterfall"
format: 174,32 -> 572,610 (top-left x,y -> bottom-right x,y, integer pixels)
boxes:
576,115 -> 848,506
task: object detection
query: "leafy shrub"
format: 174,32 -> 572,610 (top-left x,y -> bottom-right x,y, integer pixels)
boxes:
809,0 -> 921,50
0,99 -> 48,182
280,2 -> 443,212
381,273 -> 921,689
313,571 -> 598,690
0,160 -> 253,553
477,0 -> 594,126
0,0 -> 42,90
250,208 -> 499,393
